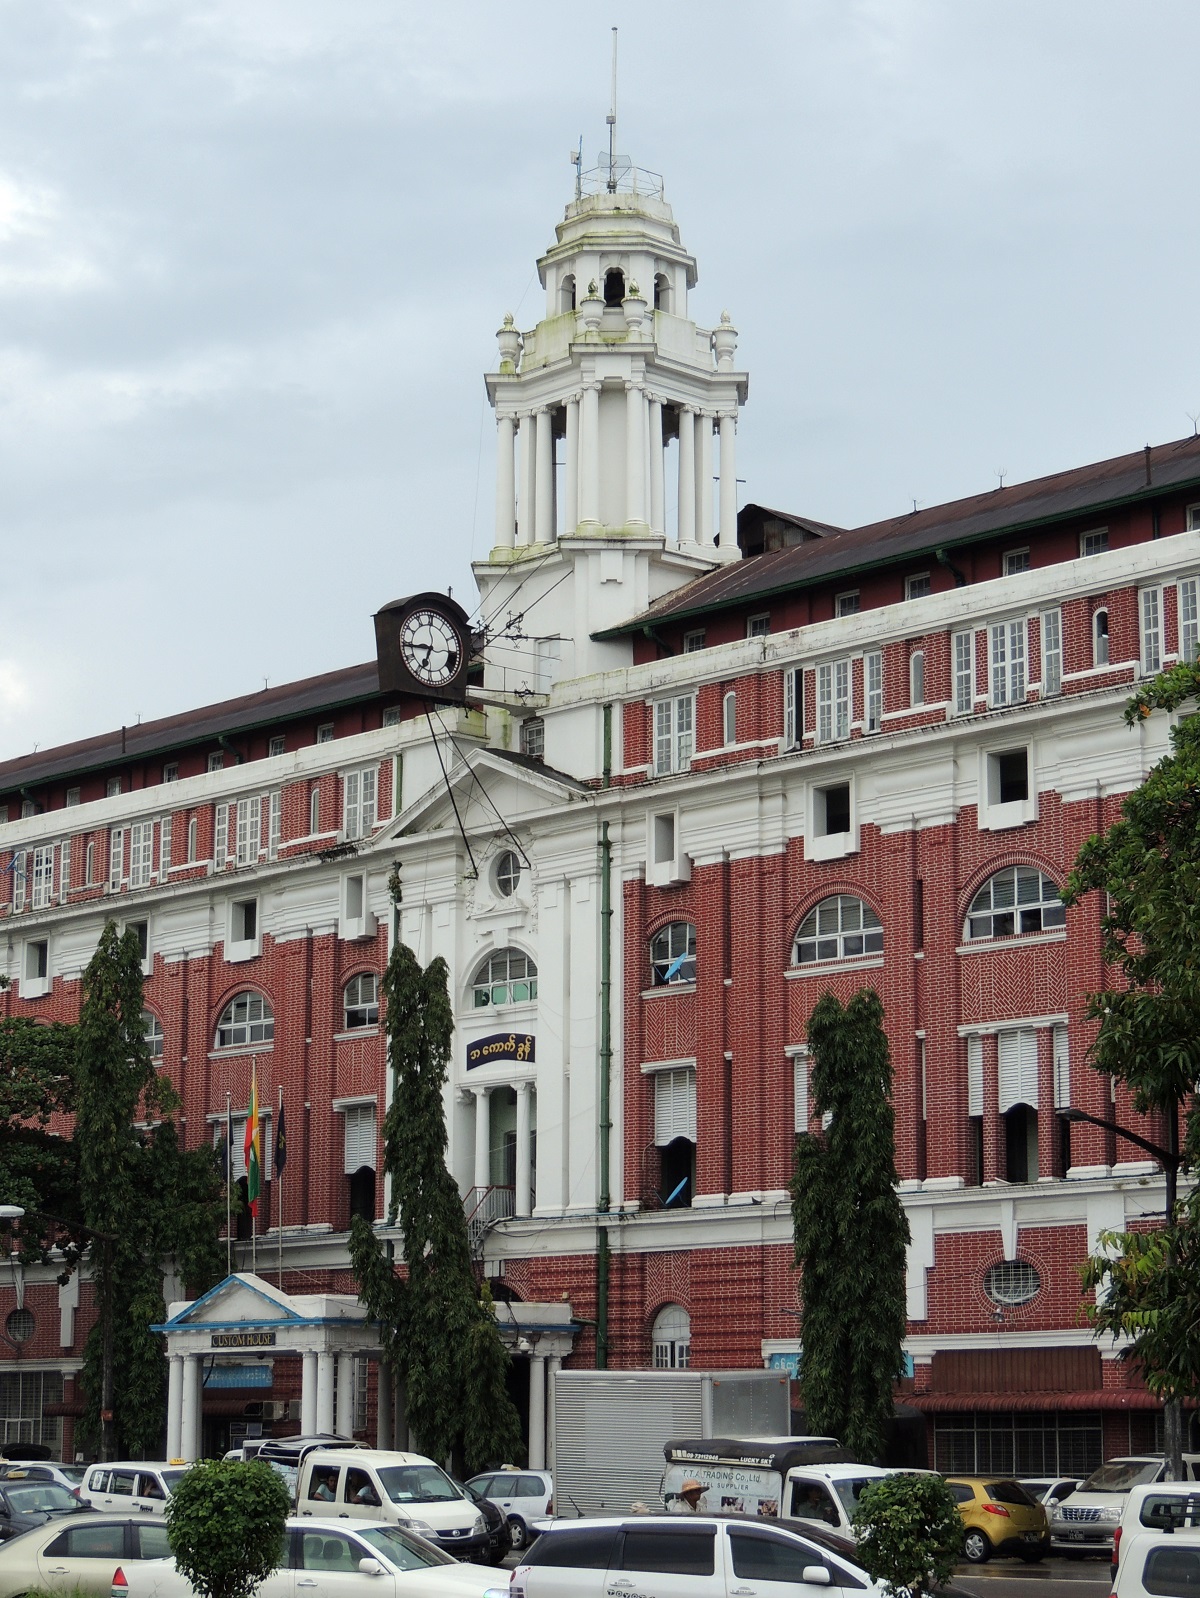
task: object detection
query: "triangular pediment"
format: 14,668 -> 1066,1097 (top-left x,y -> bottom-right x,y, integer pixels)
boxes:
386,748 -> 591,843
161,1272 -> 305,1330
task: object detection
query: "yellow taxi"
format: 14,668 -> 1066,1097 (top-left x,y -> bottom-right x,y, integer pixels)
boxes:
945,1476 -> 1050,1563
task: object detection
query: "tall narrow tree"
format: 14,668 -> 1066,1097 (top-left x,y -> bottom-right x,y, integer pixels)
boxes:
351,942 -> 522,1473
791,987 -> 910,1462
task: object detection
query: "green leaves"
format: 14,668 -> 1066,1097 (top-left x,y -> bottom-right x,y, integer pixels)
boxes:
853,1473 -> 965,1598
165,1459 -> 290,1598
791,988 -> 910,1463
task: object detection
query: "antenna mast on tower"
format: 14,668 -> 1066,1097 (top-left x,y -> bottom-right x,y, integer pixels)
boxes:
606,27 -> 618,192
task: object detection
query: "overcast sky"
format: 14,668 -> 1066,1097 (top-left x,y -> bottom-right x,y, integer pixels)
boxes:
4,1 -> 1200,756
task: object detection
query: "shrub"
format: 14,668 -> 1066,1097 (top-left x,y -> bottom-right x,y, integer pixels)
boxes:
852,1473 -> 964,1598
165,1459 -> 290,1598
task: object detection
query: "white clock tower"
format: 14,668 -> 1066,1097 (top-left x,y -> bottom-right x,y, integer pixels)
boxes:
474,159 -> 749,700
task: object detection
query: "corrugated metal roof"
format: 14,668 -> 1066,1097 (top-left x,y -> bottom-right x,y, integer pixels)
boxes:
600,433 -> 1200,636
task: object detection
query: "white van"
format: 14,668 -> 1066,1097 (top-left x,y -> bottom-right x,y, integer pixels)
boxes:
1113,1482 -> 1200,1574
80,1462 -> 189,1516
1050,1455 -> 1200,1555
296,1450 -> 489,1560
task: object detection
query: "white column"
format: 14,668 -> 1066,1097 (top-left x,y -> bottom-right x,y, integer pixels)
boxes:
517,415 -> 535,547
719,412 -> 737,549
316,1351 -> 336,1435
564,396 -> 580,536
649,398 -> 665,536
301,1350 -> 318,1436
494,414 -> 516,550
166,1355 -> 184,1462
515,1082 -> 532,1219
473,1087 -> 492,1190
534,408 -> 553,543
677,407 -> 696,545
376,1361 -> 393,1451
546,1354 -> 561,1480
696,411 -> 715,547
179,1355 -> 201,1462
579,383 -> 600,528
335,1351 -> 355,1438
527,1352 -> 547,1470
625,382 -> 646,527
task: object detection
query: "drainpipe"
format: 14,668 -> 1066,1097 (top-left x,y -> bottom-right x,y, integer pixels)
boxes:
218,735 -> 245,766
596,820 -> 613,1368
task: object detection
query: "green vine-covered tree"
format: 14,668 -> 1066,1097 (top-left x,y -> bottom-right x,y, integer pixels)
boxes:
790,987 -> 910,1462
0,1018 -> 82,1244
350,942 -> 522,1474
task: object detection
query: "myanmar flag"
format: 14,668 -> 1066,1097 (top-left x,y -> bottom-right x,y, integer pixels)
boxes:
244,1066 -> 262,1217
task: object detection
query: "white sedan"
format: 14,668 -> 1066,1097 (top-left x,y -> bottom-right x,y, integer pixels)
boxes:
112,1519 -> 508,1598
0,1511 -> 172,1598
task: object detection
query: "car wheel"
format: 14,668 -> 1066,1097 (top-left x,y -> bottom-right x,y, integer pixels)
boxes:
963,1529 -> 991,1564
508,1516 -> 528,1550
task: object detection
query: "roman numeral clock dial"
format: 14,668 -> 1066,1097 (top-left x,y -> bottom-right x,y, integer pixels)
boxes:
399,608 -> 462,688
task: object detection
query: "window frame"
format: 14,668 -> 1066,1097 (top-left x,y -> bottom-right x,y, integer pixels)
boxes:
1080,527 -> 1109,558
792,894 -> 883,967
722,690 -> 737,748
1003,548 -> 1030,576
649,920 -> 697,987
864,651 -> 882,733
1041,607 -> 1062,697
989,618 -> 1027,707
343,973 -> 380,1030
746,613 -> 770,640
471,947 -> 538,1009
653,695 -> 695,776
835,590 -> 860,618
909,649 -> 925,708
213,990 -> 275,1049
815,659 -> 850,744
1092,607 -> 1110,667
965,866 -> 1066,941
905,572 -> 931,601
1141,586 -> 1164,676
682,629 -> 706,653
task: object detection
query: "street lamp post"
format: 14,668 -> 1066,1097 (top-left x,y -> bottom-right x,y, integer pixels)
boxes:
1056,1107 -> 1186,1480
0,1204 -> 118,1463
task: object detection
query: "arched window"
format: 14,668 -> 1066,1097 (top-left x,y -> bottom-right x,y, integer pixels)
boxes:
650,922 -> 696,986
143,1010 -> 164,1061
603,268 -> 625,307
654,272 -> 672,313
1093,608 -> 1110,667
966,867 -> 1065,941
723,691 -> 737,748
652,1304 -> 691,1369
559,274 -> 576,315
344,973 -> 379,1030
214,991 -> 274,1049
910,650 -> 925,707
792,896 -> 882,966
494,849 -> 521,898
472,948 -> 538,1008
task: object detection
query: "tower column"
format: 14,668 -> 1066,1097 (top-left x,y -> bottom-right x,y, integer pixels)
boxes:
494,414 -> 516,551
719,411 -> 738,548
515,1082 -> 533,1219
580,382 -> 601,529
473,1086 -> 492,1191
625,382 -> 646,528
649,397 -> 665,536
696,411 -> 715,547
677,406 -> 696,546
564,395 -> 580,537
517,414 -> 536,548
535,407 -> 553,544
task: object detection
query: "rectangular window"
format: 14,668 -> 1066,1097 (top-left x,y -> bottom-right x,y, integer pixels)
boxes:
25,939 -> 48,981
207,753 -> 224,773
990,619 -> 1027,706
1003,548 -> 1030,576
865,652 -> 882,732
65,788 -> 80,808
128,821 -> 154,888
31,845 -> 54,910
382,707 -> 402,729
783,668 -> 802,748
1141,587 -> 1163,676
108,829 -> 124,893
835,591 -> 860,617
12,850 -> 25,911
316,723 -> 334,744
344,772 -> 360,840
159,816 -> 172,878
268,735 -> 285,758
21,799 -> 37,819
989,748 -> 1029,805
653,1067 -> 697,1146
85,840 -> 94,885
1189,505 -> 1200,532
953,630 -> 975,715
746,613 -> 770,639
213,805 -> 228,870
815,782 -> 851,836
1180,579 -> 1200,664
682,630 -> 706,653
905,573 -> 931,601
59,838 -> 71,904
816,660 -> 850,743
162,763 -> 178,784
1080,528 -> 1109,558
231,899 -> 257,944
268,792 -> 281,860
343,1104 -> 378,1174
1041,608 -> 1062,697
967,1036 -> 983,1117
344,770 -> 377,841
520,718 -> 545,760
653,697 -> 694,775
106,777 -> 122,798
235,797 -> 261,867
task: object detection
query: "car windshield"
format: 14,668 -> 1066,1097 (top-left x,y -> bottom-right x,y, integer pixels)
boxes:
357,1525 -> 456,1570
986,1482 -> 1038,1507
1081,1462 -> 1162,1492
160,1472 -> 187,1492
831,1478 -> 877,1516
4,1484 -> 79,1514
58,1468 -> 85,1485
377,1466 -> 461,1504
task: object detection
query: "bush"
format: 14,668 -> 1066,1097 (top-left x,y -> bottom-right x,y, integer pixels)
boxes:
165,1459 -> 290,1598
852,1473 -> 964,1598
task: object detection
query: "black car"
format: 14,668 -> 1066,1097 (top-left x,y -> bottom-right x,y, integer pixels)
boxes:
0,1479 -> 91,1541
464,1481 -> 513,1566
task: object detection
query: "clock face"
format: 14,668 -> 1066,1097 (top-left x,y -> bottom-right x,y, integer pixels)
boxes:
399,608 -> 463,688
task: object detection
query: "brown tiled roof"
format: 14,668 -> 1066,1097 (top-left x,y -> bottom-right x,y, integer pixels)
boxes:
0,661 -> 383,791
597,433 -> 1200,636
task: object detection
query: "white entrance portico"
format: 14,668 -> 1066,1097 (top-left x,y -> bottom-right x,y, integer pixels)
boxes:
154,1274 -> 381,1461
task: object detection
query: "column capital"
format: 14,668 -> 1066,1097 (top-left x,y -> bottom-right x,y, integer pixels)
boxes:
473,1083 -> 493,1100
624,380 -> 645,395
680,402 -> 697,415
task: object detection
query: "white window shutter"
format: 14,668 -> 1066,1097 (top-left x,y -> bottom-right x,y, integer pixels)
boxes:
344,1104 -> 377,1173
967,1036 -> 983,1117
998,1029 -> 1039,1113
214,805 -> 228,870
344,772 -> 360,840
109,829 -> 124,892
654,1068 -> 697,1146
250,795 -> 261,858
60,838 -> 71,904
360,768 -> 377,833
784,669 -> 796,747
12,851 -> 25,912
793,1054 -> 809,1133
159,816 -> 172,879
1053,1026 -> 1070,1109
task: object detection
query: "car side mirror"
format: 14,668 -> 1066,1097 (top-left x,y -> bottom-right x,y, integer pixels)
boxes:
802,1568 -> 831,1586
358,1559 -> 383,1577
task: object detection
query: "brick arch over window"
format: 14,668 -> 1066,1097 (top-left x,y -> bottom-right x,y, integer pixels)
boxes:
213,989 -> 275,1049
961,863 -> 1066,941
976,1247 -> 1049,1315
785,886 -> 885,962
649,920 -> 696,986
790,894 -> 883,966
956,852 -> 1065,927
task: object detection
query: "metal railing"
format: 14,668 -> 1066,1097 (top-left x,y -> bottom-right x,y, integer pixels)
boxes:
463,1184 -> 515,1256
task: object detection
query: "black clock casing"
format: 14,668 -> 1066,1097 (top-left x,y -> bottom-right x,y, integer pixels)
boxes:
373,592 -> 472,704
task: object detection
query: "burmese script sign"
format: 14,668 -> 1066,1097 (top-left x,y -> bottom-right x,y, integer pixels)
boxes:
466,1032 -> 535,1070
211,1331 -> 277,1349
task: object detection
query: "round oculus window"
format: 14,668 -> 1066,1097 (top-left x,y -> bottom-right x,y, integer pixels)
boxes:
983,1259 -> 1041,1306
6,1308 -> 33,1344
494,849 -> 521,898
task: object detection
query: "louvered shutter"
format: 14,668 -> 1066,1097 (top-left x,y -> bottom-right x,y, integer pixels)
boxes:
998,1029 -> 1039,1112
344,1105 -> 377,1173
360,768 -> 377,833
654,1068 -> 696,1146
12,851 -> 25,912
109,829 -> 124,892
344,772 -> 360,840
1053,1026 -> 1070,1109
784,669 -> 796,747
60,838 -> 71,904
793,1054 -> 809,1133
967,1036 -> 983,1117
214,805 -> 228,870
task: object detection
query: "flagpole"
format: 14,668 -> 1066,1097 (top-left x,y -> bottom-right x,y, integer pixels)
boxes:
250,1059 -> 257,1278
225,1091 -> 232,1277
277,1085 -> 284,1288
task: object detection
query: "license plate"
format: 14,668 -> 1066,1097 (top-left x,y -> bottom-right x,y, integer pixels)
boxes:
1023,1532 -> 1040,1543
1069,1531 -> 1085,1541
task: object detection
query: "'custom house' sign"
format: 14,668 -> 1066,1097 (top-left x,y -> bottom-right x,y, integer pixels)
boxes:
466,1032 -> 535,1070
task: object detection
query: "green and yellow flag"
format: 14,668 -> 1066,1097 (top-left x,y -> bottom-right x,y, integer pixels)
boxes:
244,1065 -> 262,1217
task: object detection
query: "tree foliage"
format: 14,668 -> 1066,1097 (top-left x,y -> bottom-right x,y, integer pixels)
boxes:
350,941 -> 522,1474
165,1459 -> 290,1598
791,987 -> 910,1462
0,1019 -> 82,1247
853,1473 -> 965,1598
